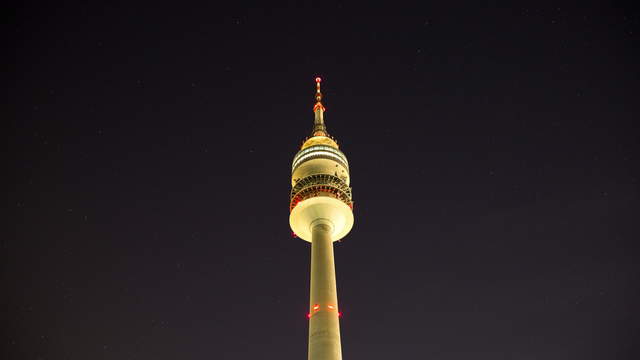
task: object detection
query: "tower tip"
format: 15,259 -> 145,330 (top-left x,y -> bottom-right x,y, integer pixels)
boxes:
312,76 -> 327,136
313,76 -> 324,111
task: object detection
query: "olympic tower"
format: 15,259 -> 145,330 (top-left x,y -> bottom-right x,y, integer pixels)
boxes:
289,77 -> 354,360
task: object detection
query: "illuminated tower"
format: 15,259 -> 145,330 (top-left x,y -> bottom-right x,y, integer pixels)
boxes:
290,78 -> 354,360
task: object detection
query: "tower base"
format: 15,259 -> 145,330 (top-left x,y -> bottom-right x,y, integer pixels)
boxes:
308,222 -> 342,360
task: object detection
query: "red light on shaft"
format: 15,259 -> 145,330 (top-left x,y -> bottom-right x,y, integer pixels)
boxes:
315,77 -> 322,83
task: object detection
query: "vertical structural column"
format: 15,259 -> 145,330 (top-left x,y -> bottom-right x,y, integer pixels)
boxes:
308,222 -> 342,360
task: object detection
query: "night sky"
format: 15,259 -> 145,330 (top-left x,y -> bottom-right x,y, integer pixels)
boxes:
6,1 -> 640,359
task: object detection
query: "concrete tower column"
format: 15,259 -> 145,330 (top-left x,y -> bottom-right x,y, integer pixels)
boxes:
289,78 -> 353,360
308,221 -> 341,360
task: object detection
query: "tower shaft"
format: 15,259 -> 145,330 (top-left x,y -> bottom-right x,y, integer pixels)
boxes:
308,223 -> 342,360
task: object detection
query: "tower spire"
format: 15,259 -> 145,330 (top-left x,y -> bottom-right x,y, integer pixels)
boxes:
312,77 -> 328,136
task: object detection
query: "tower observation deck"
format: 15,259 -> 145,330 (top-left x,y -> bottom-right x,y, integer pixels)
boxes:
289,78 -> 354,360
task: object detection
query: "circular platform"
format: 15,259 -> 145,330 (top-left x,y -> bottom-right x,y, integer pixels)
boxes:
289,196 -> 354,242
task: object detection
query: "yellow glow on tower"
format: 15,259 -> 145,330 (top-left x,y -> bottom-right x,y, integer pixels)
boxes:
289,78 -> 354,360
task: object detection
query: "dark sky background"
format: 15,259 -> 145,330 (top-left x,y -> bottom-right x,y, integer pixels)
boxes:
6,1 -> 640,359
